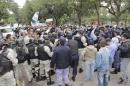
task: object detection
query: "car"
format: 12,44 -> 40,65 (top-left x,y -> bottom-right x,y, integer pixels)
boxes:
0,26 -> 15,38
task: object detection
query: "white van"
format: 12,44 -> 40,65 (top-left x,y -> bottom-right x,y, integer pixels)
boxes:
0,26 -> 14,38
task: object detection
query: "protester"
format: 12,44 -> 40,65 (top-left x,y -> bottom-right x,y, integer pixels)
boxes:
67,34 -> 79,81
95,39 -> 113,86
0,23 -> 130,86
74,31 -> 87,73
118,33 -> 130,84
82,40 -> 97,81
51,37 -> 72,86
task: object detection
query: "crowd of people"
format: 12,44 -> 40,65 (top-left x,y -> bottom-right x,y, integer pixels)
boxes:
0,24 -> 130,86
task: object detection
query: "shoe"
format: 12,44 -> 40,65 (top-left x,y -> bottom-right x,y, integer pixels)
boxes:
65,84 -> 69,86
48,70 -> 55,76
118,68 -> 120,72
72,76 -> 75,81
118,78 -> 124,84
111,69 -> 118,74
79,68 -> 83,73
94,69 -> 97,72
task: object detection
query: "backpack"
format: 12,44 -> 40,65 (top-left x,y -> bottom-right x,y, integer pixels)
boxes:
16,46 -> 27,63
27,43 -> 36,59
0,50 -> 13,76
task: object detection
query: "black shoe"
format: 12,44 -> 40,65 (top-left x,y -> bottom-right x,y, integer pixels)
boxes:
72,76 -> 75,81
94,69 -> 97,72
48,70 -> 55,76
118,68 -> 120,72
79,68 -> 83,73
65,84 -> 69,86
111,69 -> 118,74
118,78 -> 124,84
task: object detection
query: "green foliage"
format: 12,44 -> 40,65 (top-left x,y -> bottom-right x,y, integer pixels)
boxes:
1,0 -> 130,25
101,0 -> 130,25
0,0 -> 9,21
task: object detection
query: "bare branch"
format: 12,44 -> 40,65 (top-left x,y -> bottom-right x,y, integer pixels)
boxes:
100,5 -> 116,16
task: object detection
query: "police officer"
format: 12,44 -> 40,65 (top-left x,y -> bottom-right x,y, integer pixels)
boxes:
0,42 -> 18,86
37,39 -> 52,80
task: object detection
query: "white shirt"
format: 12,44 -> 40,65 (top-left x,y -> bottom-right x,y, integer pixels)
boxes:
7,49 -> 18,66
44,46 -> 53,57
24,35 -> 30,45
81,36 -> 87,47
111,36 -> 120,45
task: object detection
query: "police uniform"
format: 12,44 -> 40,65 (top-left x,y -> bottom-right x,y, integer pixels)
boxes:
0,48 -> 18,86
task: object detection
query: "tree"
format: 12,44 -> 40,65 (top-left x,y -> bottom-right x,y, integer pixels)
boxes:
67,0 -> 97,26
8,1 -> 19,22
101,0 -> 130,25
0,0 -> 9,21
19,0 -> 34,25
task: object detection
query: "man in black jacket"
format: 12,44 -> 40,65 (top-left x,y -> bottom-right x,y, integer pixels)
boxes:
67,34 -> 79,81
118,33 -> 130,84
51,37 -> 72,86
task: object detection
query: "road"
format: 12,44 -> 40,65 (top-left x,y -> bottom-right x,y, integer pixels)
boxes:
16,64 -> 130,86
28,66 -> 130,86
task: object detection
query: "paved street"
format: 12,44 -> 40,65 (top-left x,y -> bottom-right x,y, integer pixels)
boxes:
23,64 -> 130,86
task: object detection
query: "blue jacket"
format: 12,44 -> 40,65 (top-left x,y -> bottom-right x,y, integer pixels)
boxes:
51,45 -> 72,69
95,47 -> 113,72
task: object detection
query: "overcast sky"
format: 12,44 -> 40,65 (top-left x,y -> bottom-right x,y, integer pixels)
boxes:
14,0 -> 26,8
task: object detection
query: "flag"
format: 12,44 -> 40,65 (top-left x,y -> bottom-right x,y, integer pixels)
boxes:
31,12 -> 39,26
90,28 -> 97,41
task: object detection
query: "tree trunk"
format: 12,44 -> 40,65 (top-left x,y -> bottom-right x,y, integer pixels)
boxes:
115,16 -> 120,26
77,12 -> 81,26
97,11 -> 100,25
110,17 -> 112,25
54,16 -> 59,26
124,15 -> 128,27
94,3 -> 100,25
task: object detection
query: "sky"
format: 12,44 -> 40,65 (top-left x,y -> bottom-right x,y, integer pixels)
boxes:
14,0 -> 26,8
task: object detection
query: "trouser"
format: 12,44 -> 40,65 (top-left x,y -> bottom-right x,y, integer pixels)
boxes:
0,71 -> 16,86
30,59 -> 40,79
120,58 -> 130,81
78,48 -> 84,69
71,59 -> 79,77
14,63 -> 25,86
113,50 -> 121,70
30,59 -> 39,68
84,59 -> 95,81
39,60 -> 50,77
23,61 -> 33,82
56,68 -> 69,86
97,71 -> 109,86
